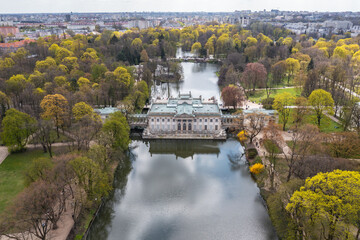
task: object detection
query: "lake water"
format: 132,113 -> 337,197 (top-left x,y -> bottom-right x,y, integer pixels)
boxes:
87,53 -> 277,240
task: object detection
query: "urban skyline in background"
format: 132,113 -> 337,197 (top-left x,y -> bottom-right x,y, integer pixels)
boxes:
1,0 -> 360,14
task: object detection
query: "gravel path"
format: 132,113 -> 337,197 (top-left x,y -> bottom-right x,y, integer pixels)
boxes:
0,146 -> 9,165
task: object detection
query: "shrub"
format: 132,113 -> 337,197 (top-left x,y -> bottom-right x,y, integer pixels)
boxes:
250,163 -> 264,175
262,97 -> 274,110
247,148 -> 258,159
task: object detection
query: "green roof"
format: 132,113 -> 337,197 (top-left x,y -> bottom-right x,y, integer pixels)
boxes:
149,96 -> 221,117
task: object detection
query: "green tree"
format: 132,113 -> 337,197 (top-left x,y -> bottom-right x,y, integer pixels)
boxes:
24,157 -> 53,186
69,156 -> 111,201
102,111 -> 130,150
0,91 -> 10,119
1,108 -> 37,152
308,89 -> 334,126
286,170 -> 360,240
273,92 -> 295,130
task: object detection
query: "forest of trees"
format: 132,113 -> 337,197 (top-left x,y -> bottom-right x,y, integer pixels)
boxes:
0,22 -> 360,239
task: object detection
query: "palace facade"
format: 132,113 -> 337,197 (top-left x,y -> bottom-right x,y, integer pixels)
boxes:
141,92 -> 237,139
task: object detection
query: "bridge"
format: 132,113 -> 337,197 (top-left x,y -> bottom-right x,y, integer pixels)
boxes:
128,114 -> 148,129
169,57 -> 222,64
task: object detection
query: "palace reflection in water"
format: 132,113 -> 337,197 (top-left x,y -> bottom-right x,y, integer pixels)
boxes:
88,139 -> 277,240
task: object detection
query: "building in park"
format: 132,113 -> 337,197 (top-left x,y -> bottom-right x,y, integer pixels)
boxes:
138,92 -> 241,139
97,92 -> 243,139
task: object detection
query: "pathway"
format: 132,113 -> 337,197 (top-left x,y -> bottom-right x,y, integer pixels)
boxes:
0,146 -> 9,165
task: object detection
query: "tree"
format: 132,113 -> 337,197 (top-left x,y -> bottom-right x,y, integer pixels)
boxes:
6,74 -> 27,108
221,84 -> 244,109
271,60 -> 287,84
1,108 -> 37,152
102,111 -> 130,150
285,58 -> 300,85
113,66 -> 131,88
191,42 -> 202,56
0,91 -> 10,119
308,89 -> 334,126
72,101 -> 94,121
325,132 -> 360,159
40,94 -> 69,137
34,119 -> 57,157
273,92 -> 295,130
241,62 -> 267,92
140,49 -> 149,63
24,157 -> 53,186
69,156 -> 111,201
244,112 -> 267,143
292,96 -> 309,126
3,180 -> 64,239
286,170 -> 360,240
283,124 -> 319,182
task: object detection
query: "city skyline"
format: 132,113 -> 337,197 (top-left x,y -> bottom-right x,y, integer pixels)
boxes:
1,0 -> 360,14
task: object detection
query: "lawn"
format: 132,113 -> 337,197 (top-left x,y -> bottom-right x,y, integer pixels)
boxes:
248,87 -> 301,103
264,139 -> 282,154
0,149 -> 51,213
278,109 -> 342,133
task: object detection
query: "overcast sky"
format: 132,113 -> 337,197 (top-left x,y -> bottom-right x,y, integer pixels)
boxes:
0,0 -> 359,14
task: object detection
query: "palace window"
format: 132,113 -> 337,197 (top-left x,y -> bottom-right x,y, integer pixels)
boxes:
210,119 -> 213,122
178,123 -> 181,131
183,123 -> 187,131
188,123 -> 192,131
205,119 -> 208,122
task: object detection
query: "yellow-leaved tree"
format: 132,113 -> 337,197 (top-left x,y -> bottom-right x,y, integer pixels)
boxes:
40,94 -> 69,137
286,170 -> 360,240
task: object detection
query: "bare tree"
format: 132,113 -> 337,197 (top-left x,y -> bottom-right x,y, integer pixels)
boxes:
244,112 -> 268,143
283,124 -> 320,182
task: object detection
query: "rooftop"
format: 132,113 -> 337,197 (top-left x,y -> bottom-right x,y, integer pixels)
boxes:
149,93 -> 221,117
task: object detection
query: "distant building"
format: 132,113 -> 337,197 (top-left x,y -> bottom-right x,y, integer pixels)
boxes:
324,20 -> 353,30
0,26 -> 19,36
0,39 -> 35,52
65,14 -> 71,22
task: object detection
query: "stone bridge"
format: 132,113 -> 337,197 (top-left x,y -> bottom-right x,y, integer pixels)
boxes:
128,114 -> 148,129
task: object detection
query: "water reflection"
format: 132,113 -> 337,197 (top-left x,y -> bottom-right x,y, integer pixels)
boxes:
152,62 -> 221,101
88,140 -> 277,240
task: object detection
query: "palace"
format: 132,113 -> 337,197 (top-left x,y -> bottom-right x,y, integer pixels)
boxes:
139,92 -> 241,139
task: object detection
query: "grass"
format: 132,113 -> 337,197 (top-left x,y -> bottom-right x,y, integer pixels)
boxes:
248,87 -> 301,103
0,149 -> 51,213
264,139 -> 282,154
278,109 -> 343,133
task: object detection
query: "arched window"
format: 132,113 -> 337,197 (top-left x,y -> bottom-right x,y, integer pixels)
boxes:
188,123 -> 192,131
183,123 -> 186,131
178,123 -> 181,131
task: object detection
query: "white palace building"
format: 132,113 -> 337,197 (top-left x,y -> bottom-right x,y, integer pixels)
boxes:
139,92 -> 241,140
